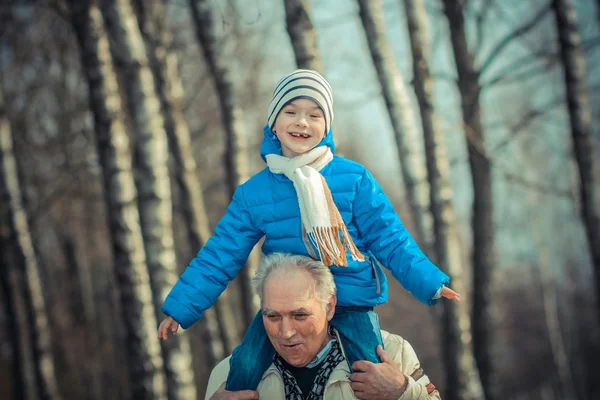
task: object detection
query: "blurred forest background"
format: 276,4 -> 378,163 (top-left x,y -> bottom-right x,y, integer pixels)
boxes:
1,0 -> 599,399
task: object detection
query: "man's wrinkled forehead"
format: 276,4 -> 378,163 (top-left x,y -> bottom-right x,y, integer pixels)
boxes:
261,269 -> 318,307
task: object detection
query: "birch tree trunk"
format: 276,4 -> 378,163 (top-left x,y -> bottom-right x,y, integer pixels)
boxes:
189,0 -> 260,332
99,1 -> 197,398
403,1 -> 486,399
282,0 -> 340,144
284,0 -> 324,73
357,0 -> 432,250
0,257 -> 32,400
527,190 -> 578,400
552,0 -> 600,322
69,2 -> 167,398
0,93 -> 62,400
132,0 -> 225,366
1,99 -> 40,400
441,3 -> 496,399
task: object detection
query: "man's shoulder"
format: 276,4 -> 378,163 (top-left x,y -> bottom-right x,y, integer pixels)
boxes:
381,329 -> 406,345
205,356 -> 232,399
380,330 -> 419,373
381,330 -> 407,355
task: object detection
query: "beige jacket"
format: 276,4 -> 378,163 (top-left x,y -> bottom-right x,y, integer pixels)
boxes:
205,330 -> 441,399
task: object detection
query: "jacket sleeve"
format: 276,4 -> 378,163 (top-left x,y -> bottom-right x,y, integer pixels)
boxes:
162,185 -> 263,328
382,331 -> 441,400
353,168 -> 449,305
397,340 -> 441,400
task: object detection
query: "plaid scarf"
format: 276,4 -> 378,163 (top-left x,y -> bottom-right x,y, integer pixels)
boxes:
273,339 -> 345,400
266,146 -> 364,266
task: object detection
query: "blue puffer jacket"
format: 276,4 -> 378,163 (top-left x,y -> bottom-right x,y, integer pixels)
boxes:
162,125 -> 449,328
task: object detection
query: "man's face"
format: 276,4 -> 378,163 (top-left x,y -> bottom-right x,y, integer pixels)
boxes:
261,268 -> 336,367
272,98 -> 327,158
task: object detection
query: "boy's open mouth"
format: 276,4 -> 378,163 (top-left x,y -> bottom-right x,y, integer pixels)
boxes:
288,132 -> 310,139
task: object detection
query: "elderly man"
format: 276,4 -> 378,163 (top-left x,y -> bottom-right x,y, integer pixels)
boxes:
205,253 -> 440,400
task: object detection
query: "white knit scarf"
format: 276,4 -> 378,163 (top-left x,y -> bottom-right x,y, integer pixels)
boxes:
266,146 -> 364,266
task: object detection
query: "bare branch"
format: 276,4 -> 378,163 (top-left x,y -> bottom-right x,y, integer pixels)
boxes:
478,3 -> 552,76
490,95 -> 564,155
473,0 -> 496,53
480,50 -> 559,88
481,56 -> 556,89
583,36 -> 600,52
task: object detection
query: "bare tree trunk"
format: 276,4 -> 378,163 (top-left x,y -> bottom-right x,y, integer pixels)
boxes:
284,0 -> 324,73
189,0 -> 260,332
69,2 -> 167,398
403,1 -> 486,399
0,93 -> 62,400
1,106 -> 39,400
552,0 -> 600,322
527,190 -> 578,400
357,0 -> 432,250
0,259 -> 31,400
132,0 -> 225,366
441,2 -> 496,399
99,1 -> 198,398
282,0 -> 341,145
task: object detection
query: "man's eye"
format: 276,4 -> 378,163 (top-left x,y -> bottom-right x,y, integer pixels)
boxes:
294,314 -> 308,320
267,315 -> 281,321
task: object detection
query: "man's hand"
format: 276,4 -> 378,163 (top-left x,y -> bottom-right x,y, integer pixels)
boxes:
441,286 -> 460,303
158,317 -> 179,340
350,345 -> 408,400
209,383 -> 258,400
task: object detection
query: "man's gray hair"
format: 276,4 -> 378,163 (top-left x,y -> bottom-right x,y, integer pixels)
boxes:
252,253 -> 336,308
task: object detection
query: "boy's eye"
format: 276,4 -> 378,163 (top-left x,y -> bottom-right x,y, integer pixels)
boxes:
310,114 -> 321,118
285,110 -> 296,115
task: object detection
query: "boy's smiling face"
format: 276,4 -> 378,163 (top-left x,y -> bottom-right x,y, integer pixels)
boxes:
272,98 -> 327,158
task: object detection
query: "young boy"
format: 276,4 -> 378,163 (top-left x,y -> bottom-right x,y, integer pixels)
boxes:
158,69 -> 459,391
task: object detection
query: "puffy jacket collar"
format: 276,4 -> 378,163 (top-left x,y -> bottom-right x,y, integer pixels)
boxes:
259,124 -> 336,162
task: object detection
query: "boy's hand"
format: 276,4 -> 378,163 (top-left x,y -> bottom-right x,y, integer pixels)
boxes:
441,286 -> 460,303
158,316 -> 179,340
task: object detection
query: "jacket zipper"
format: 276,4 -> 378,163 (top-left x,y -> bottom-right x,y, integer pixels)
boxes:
367,255 -> 381,294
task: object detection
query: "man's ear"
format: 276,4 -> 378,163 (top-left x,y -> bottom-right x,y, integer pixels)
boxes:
326,295 -> 337,321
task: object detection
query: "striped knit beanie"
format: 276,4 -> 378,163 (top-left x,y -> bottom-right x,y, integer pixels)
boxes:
267,69 -> 334,135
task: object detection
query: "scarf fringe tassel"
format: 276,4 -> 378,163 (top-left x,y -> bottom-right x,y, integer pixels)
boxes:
309,226 -> 365,267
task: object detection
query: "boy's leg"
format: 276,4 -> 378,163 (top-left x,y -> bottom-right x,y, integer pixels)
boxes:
330,306 -> 384,371
226,310 -> 275,391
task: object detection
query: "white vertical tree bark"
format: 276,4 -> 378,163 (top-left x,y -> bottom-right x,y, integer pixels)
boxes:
0,92 -> 62,400
527,190 -> 578,400
284,0 -> 324,74
357,0 -> 433,250
552,0 -> 600,322
69,2 -> 167,398
441,2 -> 497,399
189,0 -> 260,332
100,0 -> 197,398
403,1 -> 486,400
132,0 -> 225,367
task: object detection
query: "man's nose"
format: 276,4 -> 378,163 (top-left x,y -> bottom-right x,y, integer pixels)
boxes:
279,318 -> 296,339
